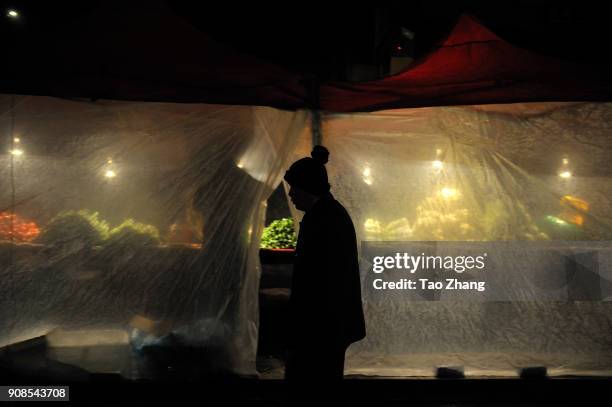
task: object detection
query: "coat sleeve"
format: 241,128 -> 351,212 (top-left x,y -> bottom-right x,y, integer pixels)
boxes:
324,214 -> 366,345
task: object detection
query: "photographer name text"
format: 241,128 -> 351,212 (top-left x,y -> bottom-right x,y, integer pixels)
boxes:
371,252 -> 488,292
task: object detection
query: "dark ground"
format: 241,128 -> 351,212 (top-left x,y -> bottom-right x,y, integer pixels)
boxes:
1,354 -> 611,407
1,290 -> 611,406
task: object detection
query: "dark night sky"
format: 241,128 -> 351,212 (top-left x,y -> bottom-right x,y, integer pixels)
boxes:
1,0 -> 612,80
166,1 -> 612,73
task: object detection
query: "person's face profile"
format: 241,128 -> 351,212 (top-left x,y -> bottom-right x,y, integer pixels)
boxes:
288,185 -> 314,212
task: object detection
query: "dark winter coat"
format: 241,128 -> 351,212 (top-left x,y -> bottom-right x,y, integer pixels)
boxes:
288,192 -> 366,349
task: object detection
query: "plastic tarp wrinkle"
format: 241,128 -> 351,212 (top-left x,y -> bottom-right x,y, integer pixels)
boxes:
288,102 -> 612,377
0,94 -> 307,376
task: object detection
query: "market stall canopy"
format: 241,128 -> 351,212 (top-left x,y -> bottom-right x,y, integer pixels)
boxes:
0,0 -> 308,109
320,14 -> 612,112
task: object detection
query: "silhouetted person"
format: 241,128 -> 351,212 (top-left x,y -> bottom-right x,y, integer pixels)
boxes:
283,145 -> 365,389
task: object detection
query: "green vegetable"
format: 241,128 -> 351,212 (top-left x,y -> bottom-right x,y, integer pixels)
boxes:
260,218 -> 296,249
536,215 -> 583,240
106,219 -> 161,247
37,210 -> 109,246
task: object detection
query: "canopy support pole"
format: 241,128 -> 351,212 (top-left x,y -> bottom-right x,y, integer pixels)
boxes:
306,73 -> 322,148
310,109 -> 322,147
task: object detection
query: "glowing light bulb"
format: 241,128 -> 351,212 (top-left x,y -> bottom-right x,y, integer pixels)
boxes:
237,162 -> 244,169
363,177 -> 373,185
559,171 -> 572,179
364,218 -> 380,230
10,148 -> 23,156
7,10 -> 19,18
546,215 -> 568,226
562,158 -> 569,165
440,187 -> 459,199
105,169 -> 116,178
363,167 -> 371,177
432,160 -> 443,170
13,137 -> 20,143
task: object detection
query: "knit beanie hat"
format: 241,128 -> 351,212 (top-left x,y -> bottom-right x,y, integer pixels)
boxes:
284,145 -> 330,195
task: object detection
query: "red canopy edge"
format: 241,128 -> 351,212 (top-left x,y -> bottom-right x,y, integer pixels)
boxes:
320,14 -> 612,112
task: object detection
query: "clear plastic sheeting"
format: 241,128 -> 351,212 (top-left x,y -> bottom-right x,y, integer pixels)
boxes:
291,102 -> 612,376
0,94 -> 307,376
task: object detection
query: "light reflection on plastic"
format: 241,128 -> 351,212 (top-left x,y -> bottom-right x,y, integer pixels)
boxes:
559,156 -> 572,178
7,10 -> 19,18
362,165 -> 373,185
105,169 -> 116,178
432,148 -> 444,170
